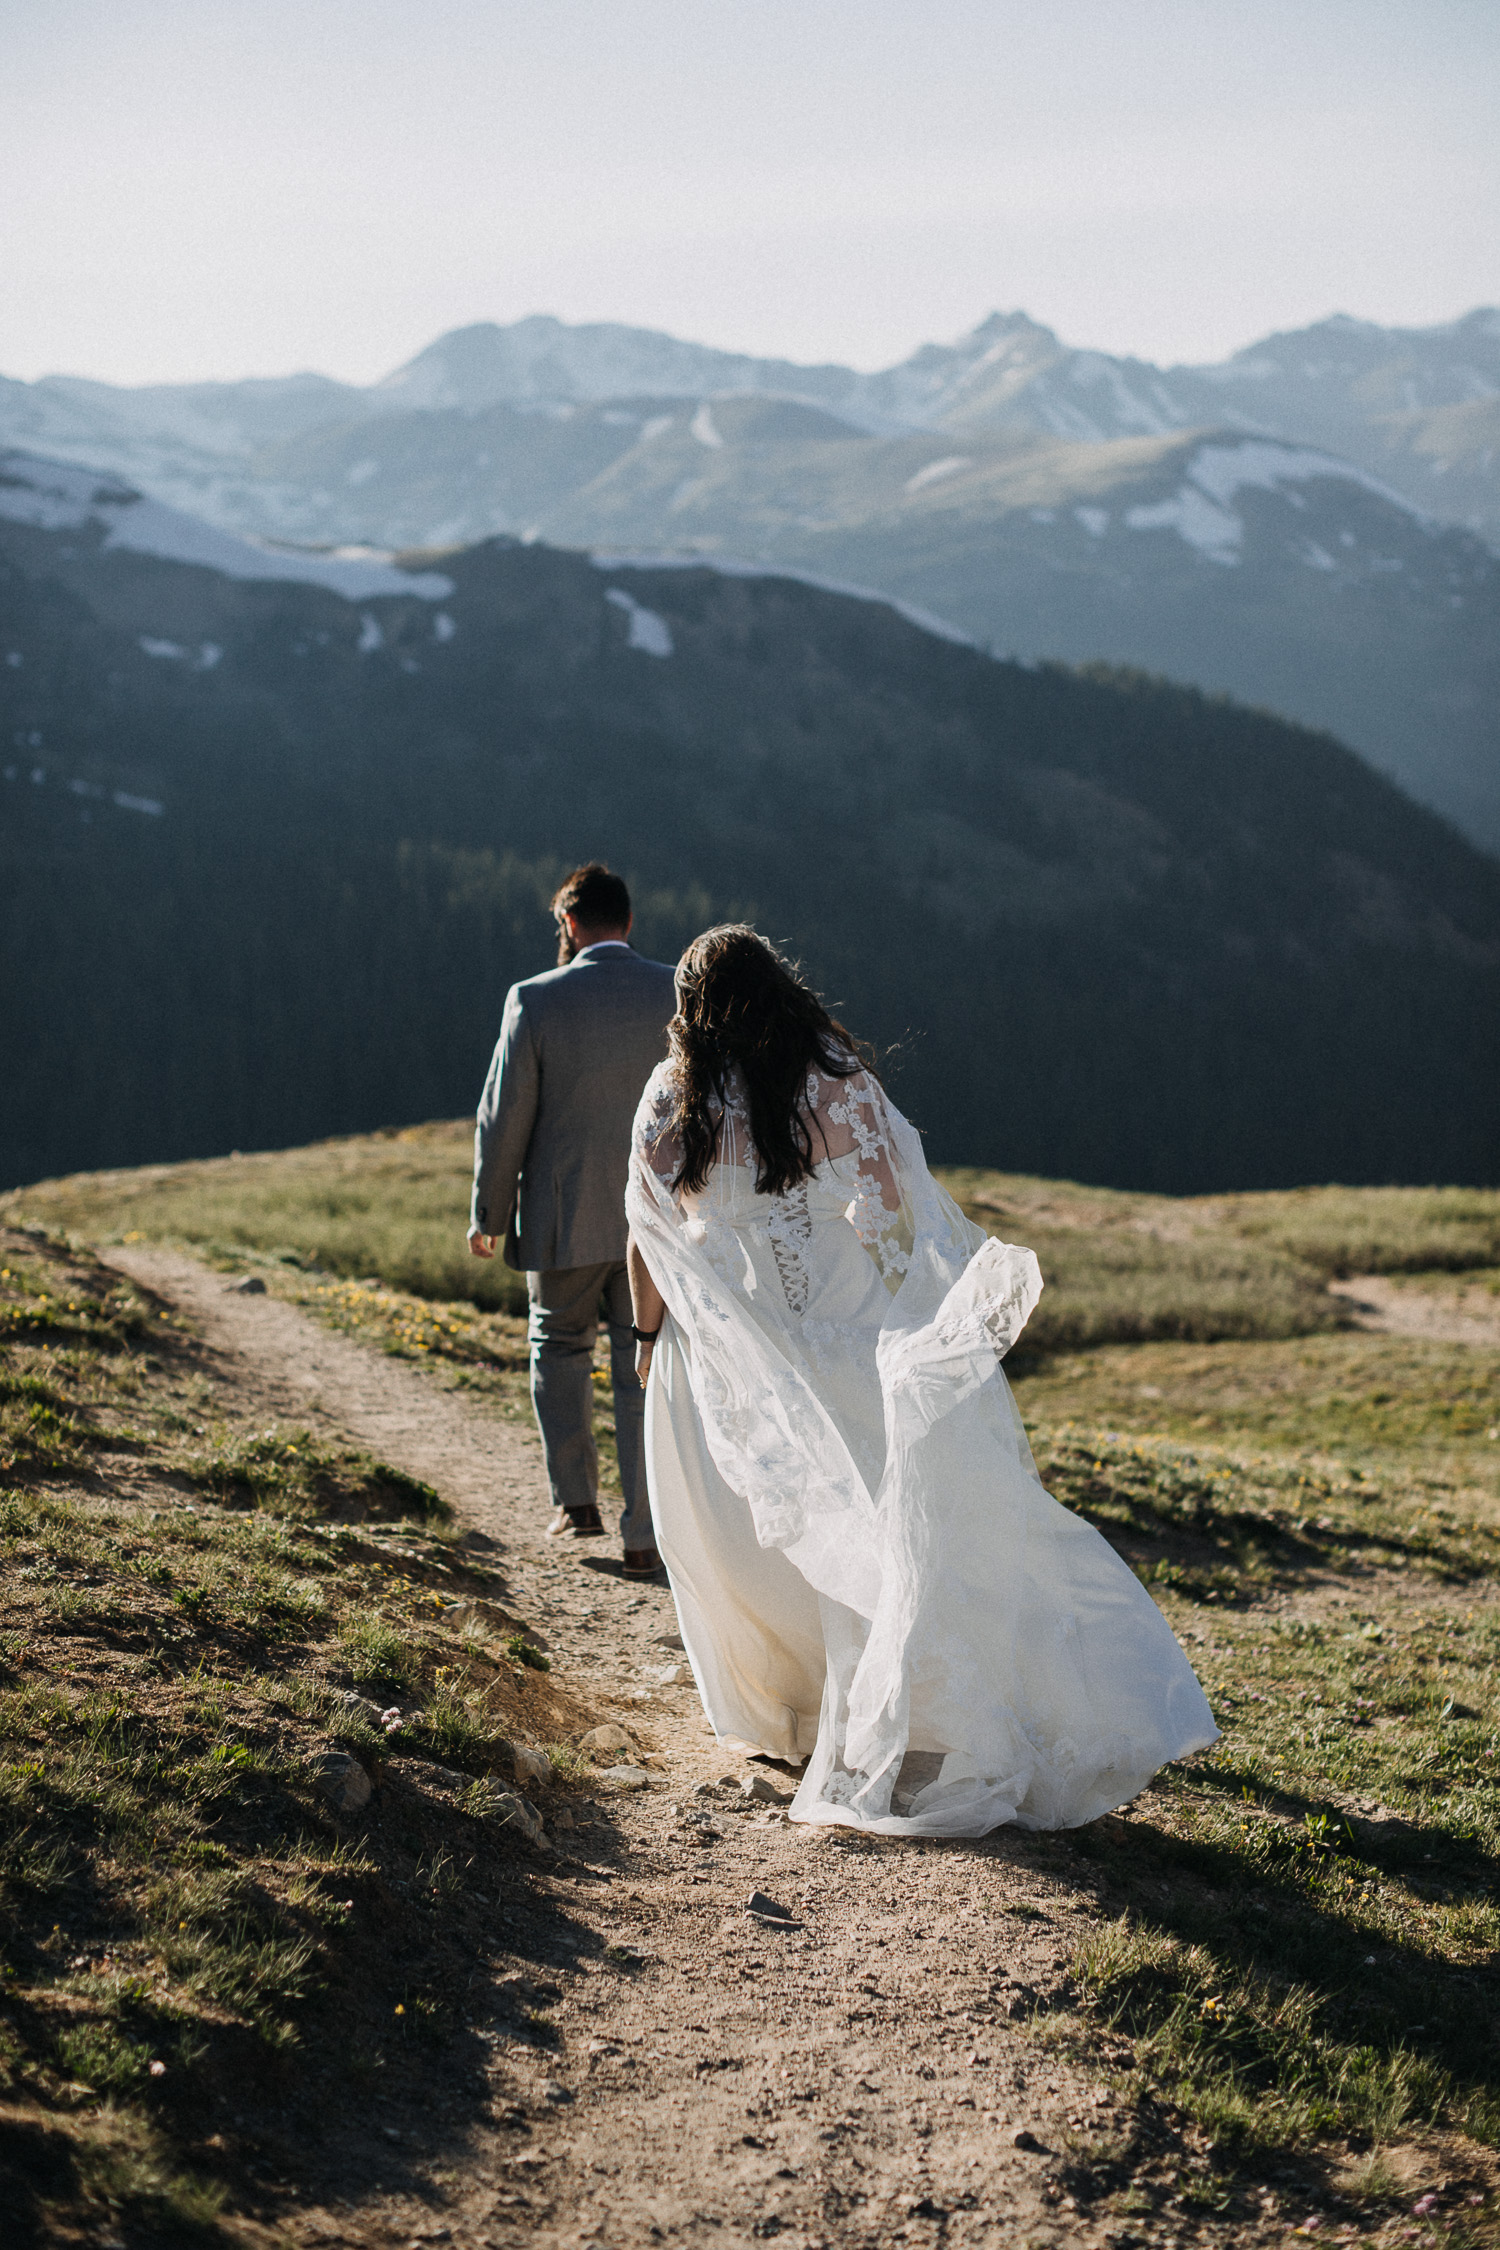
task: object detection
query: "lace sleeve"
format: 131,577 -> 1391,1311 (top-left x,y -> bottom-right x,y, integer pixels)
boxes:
631,1061 -> 685,1195
809,1066 -> 913,1290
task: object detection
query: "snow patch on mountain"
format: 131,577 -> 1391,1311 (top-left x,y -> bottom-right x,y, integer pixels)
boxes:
1188,440 -> 1415,515
1122,439 -> 1430,566
1125,487 -> 1241,563
904,455 -> 971,494
138,636 -> 223,668
0,452 -> 452,600
604,587 -> 674,656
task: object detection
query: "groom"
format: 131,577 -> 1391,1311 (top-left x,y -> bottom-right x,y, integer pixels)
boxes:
468,864 -> 676,1575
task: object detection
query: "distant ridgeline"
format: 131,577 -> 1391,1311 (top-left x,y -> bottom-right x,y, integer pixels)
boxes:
2,450 -> 1498,1195
6,309 -> 1500,853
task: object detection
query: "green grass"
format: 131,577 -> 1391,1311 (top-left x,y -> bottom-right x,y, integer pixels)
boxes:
182,1427 -> 445,1524
1037,1575 -> 1500,2183
1016,1333 -> 1500,1509
0,1120 -> 530,1313
944,1169 -> 1500,1354
1004,1326 -> 1500,2214
0,1224 -> 600,2247
1215,1184 -> 1500,1279
13,1124 -> 1498,1361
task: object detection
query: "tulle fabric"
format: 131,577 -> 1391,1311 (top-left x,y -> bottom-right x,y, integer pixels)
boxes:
626,1061 -> 1217,1836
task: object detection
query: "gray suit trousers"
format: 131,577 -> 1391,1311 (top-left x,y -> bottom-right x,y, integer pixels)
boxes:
526,1262 -> 653,1549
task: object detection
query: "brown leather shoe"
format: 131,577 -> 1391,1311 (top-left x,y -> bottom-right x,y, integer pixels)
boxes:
547,1504 -> 604,1539
622,1546 -> 664,1578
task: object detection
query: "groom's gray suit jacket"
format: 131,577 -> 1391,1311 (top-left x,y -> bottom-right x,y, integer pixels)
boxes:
470,944 -> 677,1273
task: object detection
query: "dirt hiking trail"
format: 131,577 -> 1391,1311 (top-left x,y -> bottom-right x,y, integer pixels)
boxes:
1327,1275 -> 1500,1347
102,1248 -> 1276,2250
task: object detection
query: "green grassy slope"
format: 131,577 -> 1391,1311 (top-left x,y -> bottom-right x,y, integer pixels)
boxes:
0,1225 -> 606,2245
10,1129 -> 1500,1346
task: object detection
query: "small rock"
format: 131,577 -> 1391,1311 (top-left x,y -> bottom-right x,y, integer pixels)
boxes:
488,1790 -> 548,1846
1012,2128 -> 1047,2153
678,1811 -> 722,1844
512,1745 -> 552,1789
599,1764 -> 650,1790
578,1723 -> 640,1760
552,1807 -> 576,1831
740,1772 -> 792,1805
540,2079 -> 573,2104
231,1275 -> 267,1295
331,1689 -> 385,1724
653,1631 -> 686,1650
745,1890 -> 797,1926
314,1753 -> 372,1813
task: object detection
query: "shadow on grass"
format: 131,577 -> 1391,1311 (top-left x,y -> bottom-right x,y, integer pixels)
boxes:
1013,1784 -> 1500,2184
1,1735 -> 639,2247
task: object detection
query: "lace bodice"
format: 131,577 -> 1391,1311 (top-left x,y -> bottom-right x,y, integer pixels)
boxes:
632,1061 -> 912,1309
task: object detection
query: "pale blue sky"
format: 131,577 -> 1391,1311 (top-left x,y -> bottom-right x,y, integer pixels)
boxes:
3,0 -> 1497,385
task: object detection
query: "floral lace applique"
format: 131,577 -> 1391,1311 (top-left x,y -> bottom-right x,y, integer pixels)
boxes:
825,1077 -> 912,1289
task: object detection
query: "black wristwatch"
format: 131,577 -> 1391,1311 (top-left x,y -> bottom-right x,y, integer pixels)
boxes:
632,1324 -> 662,1344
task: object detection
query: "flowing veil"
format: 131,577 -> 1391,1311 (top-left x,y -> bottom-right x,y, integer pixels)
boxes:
627,1061 -> 1217,1836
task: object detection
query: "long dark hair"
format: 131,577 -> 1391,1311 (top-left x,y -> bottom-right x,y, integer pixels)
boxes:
667,926 -> 871,1196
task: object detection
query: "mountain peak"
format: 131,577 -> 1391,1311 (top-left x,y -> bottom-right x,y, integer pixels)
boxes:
966,310 -> 1059,346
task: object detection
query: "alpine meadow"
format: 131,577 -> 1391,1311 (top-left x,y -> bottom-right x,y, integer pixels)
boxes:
5,270 -> 1500,2250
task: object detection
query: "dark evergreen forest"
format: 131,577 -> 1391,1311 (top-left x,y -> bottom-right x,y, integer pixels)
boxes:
3,521 -> 1498,1193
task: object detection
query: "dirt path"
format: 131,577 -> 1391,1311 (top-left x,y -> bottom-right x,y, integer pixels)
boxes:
1328,1273 -> 1500,1346
103,1248 -> 1247,2250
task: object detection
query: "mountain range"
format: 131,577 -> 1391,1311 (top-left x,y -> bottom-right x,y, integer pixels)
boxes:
4,308 -> 1497,853
3,449 -> 1497,1199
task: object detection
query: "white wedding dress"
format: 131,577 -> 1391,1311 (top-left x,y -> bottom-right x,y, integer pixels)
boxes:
626,1060 -> 1217,1837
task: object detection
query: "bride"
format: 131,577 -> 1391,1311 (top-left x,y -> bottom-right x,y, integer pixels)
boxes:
625,926 -> 1216,1837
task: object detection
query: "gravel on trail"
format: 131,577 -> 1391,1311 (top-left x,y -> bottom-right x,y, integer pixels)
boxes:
104,1247 -> 1263,2250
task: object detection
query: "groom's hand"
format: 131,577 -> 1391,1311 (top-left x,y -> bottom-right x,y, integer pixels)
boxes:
468,1229 -> 497,1259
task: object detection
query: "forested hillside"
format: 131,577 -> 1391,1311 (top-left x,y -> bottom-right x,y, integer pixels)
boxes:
3,452 -> 1498,1195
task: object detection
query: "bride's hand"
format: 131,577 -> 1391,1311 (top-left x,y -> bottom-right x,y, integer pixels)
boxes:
635,1338 -> 654,1389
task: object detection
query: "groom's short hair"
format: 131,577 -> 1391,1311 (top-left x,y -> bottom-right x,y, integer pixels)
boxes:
552,862 -> 631,933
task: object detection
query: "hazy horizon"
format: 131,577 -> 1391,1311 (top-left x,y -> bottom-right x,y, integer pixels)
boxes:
4,0 -> 1496,389
9,297 -> 1500,398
